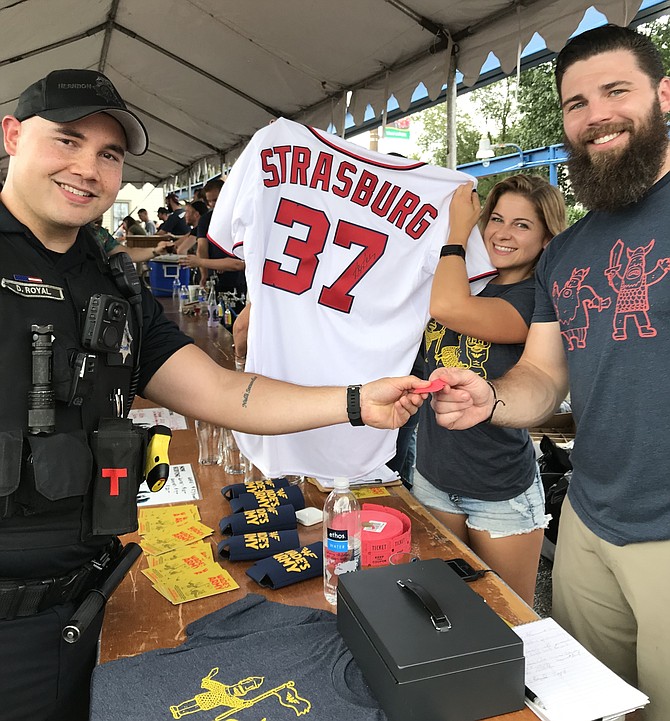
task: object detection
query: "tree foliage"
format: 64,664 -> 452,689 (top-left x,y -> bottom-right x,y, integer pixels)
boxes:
414,16 -> 670,220
414,104 -> 481,166
470,77 -> 518,141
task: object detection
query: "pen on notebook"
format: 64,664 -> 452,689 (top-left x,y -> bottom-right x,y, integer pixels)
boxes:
525,686 -> 546,710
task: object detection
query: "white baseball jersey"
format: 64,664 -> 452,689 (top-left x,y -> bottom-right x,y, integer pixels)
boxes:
209,117 -> 496,480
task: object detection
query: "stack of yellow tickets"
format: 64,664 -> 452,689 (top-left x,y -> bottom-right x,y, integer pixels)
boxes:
138,504 -> 239,604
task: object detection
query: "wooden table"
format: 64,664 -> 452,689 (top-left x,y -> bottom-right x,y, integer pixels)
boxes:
124,233 -> 166,248
99,299 -> 539,721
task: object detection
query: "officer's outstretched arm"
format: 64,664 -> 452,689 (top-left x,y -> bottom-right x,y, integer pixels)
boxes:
142,345 -> 427,433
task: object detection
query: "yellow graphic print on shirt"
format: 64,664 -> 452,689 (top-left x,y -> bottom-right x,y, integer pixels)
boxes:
170,668 -> 311,719
424,319 -> 492,379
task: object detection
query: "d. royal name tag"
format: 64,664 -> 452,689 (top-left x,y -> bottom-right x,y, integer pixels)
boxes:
2,277 -> 64,301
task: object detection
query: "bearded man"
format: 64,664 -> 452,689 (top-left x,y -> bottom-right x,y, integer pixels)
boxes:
427,24 -> 670,721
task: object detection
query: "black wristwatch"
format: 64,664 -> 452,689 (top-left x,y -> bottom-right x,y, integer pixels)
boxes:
440,244 -> 466,259
347,385 -> 365,426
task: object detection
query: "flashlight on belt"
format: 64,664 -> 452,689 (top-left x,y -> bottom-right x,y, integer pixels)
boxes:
144,424 -> 172,492
28,324 -> 56,435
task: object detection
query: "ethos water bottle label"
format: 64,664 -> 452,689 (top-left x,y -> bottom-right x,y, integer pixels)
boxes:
326,527 -> 349,553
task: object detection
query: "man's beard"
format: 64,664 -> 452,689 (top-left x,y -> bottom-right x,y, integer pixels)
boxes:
564,100 -> 669,212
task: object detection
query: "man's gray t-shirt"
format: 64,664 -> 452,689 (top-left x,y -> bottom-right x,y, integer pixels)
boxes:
90,594 -> 386,720
533,171 -> 670,545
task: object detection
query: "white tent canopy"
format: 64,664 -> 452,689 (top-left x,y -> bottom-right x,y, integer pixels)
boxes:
0,0 -> 661,186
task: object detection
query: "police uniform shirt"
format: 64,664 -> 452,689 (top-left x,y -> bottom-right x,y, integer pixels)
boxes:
0,199 -> 193,578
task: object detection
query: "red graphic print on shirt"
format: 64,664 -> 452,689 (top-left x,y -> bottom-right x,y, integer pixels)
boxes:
604,239 -> 670,341
552,268 -> 611,350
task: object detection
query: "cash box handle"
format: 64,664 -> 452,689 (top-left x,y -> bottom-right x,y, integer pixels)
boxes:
397,578 -> 452,632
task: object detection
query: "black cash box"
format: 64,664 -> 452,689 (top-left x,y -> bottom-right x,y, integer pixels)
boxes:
337,559 -> 524,721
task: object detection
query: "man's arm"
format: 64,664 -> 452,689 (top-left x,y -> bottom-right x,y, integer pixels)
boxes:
108,239 -> 174,263
179,254 -> 245,272
430,321 -> 569,430
175,234 -> 197,255
142,344 -> 426,433
232,302 -> 250,361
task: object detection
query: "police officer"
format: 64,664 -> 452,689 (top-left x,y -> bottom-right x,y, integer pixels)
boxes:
0,69 -> 425,721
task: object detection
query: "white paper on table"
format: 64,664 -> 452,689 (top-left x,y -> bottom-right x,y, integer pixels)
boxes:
513,617 -> 649,721
128,407 -> 188,431
137,463 -> 201,506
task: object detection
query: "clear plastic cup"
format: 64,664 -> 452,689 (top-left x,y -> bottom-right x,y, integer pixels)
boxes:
195,420 -> 223,465
222,428 -> 244,475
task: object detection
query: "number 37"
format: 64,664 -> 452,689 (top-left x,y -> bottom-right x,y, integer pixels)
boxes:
261,197 -> 388,314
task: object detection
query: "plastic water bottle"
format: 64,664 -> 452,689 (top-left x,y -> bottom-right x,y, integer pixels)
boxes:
178,284 -> 188,312
172,277 -> 180,299
323,477 -> 361,605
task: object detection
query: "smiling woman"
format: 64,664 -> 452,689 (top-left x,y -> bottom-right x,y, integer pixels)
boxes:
413,174 -> 567,606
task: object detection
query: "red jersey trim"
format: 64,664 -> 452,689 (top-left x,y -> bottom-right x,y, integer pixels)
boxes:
206,232 -> 243,256
307,125 -> 426,171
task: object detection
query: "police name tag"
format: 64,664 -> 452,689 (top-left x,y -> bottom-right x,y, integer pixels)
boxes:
1,278 -> 64,301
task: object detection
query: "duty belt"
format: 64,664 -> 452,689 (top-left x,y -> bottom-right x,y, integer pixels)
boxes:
0,542 -> 117,621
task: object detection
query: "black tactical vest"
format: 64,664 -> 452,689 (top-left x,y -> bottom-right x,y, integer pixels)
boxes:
0,223 -> 138,574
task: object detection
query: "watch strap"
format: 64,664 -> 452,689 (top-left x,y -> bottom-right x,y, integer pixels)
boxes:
440,244 -> 466,259
347,385 -> 365,426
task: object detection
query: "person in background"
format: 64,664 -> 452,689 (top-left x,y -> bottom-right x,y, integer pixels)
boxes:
182,177 -> 247,322
90,216 -> 173,262
430,25 -> 670,720
138,208 -> 156,234
174,199 -> 208,256
121,214 -> 146,236
156,206 -> 169,231
157,191 -> 189,236
415,175 -> 566,605
0,66 -> 427,721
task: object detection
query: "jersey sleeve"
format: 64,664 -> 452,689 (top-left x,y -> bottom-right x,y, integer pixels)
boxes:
464,225 -> 497,295
207,136 -> 264,261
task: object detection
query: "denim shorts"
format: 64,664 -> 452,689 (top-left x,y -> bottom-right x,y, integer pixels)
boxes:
412,466 -> 550,539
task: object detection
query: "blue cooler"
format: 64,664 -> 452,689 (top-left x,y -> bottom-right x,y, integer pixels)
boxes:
148,256 -> 190,297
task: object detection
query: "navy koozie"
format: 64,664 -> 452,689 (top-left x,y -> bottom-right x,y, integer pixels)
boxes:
221,477 -> 290,500
246,541 -> 323,589
228,484 -> 305,514
218,505 -> 298,535
217,529 -> 301,561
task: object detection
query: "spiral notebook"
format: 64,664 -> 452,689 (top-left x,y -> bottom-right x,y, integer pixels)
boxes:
514,618 -> 648,721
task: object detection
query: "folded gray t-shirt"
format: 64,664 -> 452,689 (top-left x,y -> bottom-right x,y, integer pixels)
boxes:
90,594 -> 386,721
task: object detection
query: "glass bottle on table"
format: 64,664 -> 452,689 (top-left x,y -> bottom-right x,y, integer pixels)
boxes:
323,477 -> 361,606
207,283 -> 218,327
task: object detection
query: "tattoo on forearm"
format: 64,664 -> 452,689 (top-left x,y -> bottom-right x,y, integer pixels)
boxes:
242,375 -> 258,408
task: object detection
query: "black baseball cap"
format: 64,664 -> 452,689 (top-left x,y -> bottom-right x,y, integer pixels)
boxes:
14,69 -> 148,155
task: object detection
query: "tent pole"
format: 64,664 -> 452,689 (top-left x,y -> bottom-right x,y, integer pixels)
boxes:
446,53 -> 457,170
